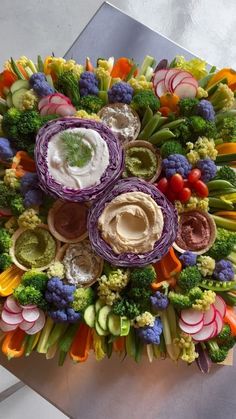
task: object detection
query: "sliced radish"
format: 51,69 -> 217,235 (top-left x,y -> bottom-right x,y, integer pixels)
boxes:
179,318 -> 203,334
155,80 -> 167,97
209,320 -> 217,338
152,69 -> 168,88
1,310 -> 23,325
180,308 -> 204,325
213,295 -> 226,318
49,96 -> 68,106
22,308 -> 40,323
192,323 -> 216,342
20,304 -> 37,310
164,69 -> 181,91
215,310 -> 223,335
50,93 -> 71,104
0,319 -> 18,332
26,311 -> 45,335
19,320 -> 35,332
4,296 -> 22,314
170,71 -> 193,90
177,77 -> 198,88
47,103 -> 62,114
38,96 -> 50,111
40,104 -> 50,116
56,104 -> 76,117
174,82 -> 197,98
203,305 -> 216,325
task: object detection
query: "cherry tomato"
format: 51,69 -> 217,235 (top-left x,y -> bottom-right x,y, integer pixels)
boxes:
156,177 -> 169,194
194,180 -> 209,198
183,179 -> 192,189
178,187 -> 191,203
170,174 -> 184,193
166,188 -> 178,203
188,168 -> 201,184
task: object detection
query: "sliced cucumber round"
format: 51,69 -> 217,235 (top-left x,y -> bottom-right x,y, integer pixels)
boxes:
95,320 -> 109,336
84,305 -> 96,328
95,299 -> 105,313
10,80 -> 30,94
12,88 -> 28,109
97,305 -> 111,331
107,314 -> 121,336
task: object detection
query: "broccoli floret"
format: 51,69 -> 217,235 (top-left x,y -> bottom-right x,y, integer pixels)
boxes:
178,266 -> 202,292
72,287 -> 94,312
0,253 -> 12,271
129,266 -> 156,287
160,140 -> 184,158
179,98 -> 199,117
217,324 -> 231,341
0,181 -> 25,216
131,90 -> 160,115
206,340 -> 228,363
55,71 -> 80,106
2,108 -> 21,139
0,228 -> 12,252
10,195 -> 25,215
13,284 -> 46,308
78,95 -> 104,114
173,116 -> 217,145
207,228 -> 236,260
112,299 -> 141,319
216,116 -> 236,142
168,291 -> 192,309
214,166 -> 236,187
21,270 -> 48,292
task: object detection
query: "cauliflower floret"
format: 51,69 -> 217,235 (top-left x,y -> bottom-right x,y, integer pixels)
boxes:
47,261 -> 65,279
197,255 -> 216,277
18,208 -> 41,230
135,311 -> 155,327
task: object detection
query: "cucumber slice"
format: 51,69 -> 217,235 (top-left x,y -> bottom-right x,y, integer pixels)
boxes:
95,299 -> 105,313
95,320 -> 109,336
120,317 -> 130,336
97,306 -> 111,331
83,305 -> 96,328
10,80 -> 29,94
107,314 -> 121,336
12,88 -> 28,109
6,93 -> 13,108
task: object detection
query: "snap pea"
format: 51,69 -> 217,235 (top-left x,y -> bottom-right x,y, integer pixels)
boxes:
208,197 -> 234,210
138,113 -> 161,140
155,116 -> 168,130
148,129 -> 176,145
141,106 -> 153,129
158,118 -> 185,131
207,179 -> 234,191
200,279 -> 236,292
209,188 -> 236,197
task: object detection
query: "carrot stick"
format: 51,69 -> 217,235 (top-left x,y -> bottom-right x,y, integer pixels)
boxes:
111,57 -> 134,80
113,336 -> 125,352
223,306 -> 236,336
69,323 -> 91,362
214,211 -> 236,220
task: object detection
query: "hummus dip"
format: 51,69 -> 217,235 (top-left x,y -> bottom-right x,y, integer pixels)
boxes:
98,191 -> 164,254
63,240 -> 103,286
47,127 -> 109,189
176,210 -> 215,252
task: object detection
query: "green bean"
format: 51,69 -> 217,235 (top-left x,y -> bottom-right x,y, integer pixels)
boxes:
138,113 -> 161,140
159,118 -> 185,130
148,129 -> 176,145
207,179 -> 234,191
141,106 -> 153,129
155,116 -> 168,130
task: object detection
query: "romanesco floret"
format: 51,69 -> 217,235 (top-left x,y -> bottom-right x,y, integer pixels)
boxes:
72,287 -> 94,312
186,137 -> 218,164
174,332 -> 199,363
18,208 -> 41,229
3,169 -> 20,189
47,261 -> 65,279
20,89 -> 38,111
192,290 -> 216,311
209,83 -> 235,112
135,311 -> 155,327
197,255 -> 216,277
128,75 -> 152,92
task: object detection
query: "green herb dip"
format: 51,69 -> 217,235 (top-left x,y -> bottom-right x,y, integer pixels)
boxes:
124,146 -> 157,180
14,227 -> 56,269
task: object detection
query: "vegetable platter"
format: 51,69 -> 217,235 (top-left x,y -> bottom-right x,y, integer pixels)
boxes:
0,53 -> 236,373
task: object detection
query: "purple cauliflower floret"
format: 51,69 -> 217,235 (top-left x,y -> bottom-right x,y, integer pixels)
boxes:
0,137 -> 14,161
162,154 -> 192,178
150,291 -> 169,311
108,82 -> 134,104
79,71 -> 99,97
196,99 -> 215,121
23,188 -> 44,207
179,251 -> 197,267
29,72 -> 54,97
20,172 -> 39,195
196,158 -> 217,182
136,317 -> 163,345
213,260 -> 234,282
45,277 -> 76,309
49,308 -> 81,323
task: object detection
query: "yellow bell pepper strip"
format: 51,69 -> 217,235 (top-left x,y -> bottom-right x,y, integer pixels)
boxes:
2,329 -> 26,360
92,330 -> 106,361
0,265 -> 23,297
212,214 -> 236,231
69,323 -> 92,363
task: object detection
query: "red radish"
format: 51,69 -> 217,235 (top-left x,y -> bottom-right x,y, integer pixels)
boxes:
215,310 -> 223,335
20,320 -> 35,332
209,320 -> 217,338
0,320 -> 18,332
49,96 -> 68,105
203,305 -> 216,325
176,77 -> 198,89
20,304 -> 37,310
40,104 -> 50,116
179,318 -> 203,334
22,308 -> 40,323
47,103 -> 62,114
174,83 -> 197,98
1,310 -> 23,325
55,104 -> 76,117
155,80 -> 167,97
4,296 -> 22,314
26,311 -> 45,335
50,92 -> 71,104
181,308 -> 203,325
38,96 -> 50,111
213,295 -> 226,318
170,71 -> 193,90
192,323 -> 216,342
152,69 -> 168,87
164,69 -> 181,91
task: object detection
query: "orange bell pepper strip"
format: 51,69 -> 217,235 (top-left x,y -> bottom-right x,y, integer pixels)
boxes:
2,329 -> 26,360
0,265 -> 23,297
69,323 -> 92,362
214,211 -> 236,220
160,93 -> 180,112
153,247 -> 182,279
215,143 -> 236,155
113,336 -> 125,353
111,57 -> 137,80
223,306 -> 236,336
207,68 -> 236,91
159,106 -> 172,117
0,70 -> 17,96
11,151 -> 36,176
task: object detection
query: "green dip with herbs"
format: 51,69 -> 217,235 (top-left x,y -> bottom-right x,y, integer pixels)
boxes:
124,146 -> 157,180
14,227 -> 56,269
